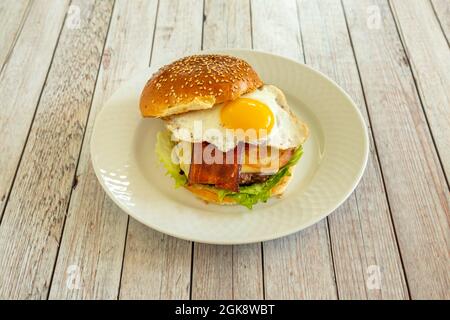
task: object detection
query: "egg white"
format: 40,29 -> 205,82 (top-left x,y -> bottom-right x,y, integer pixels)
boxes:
165,85 -> 307,152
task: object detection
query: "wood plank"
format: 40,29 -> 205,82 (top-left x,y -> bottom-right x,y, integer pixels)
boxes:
192,242 -> 264,299
0,0 -> 31,70
431,0 -> 450,43
231,244 -> 264,299
297,0 -> 408,299
251,0 -> 302,59
390,0 -> 450,182
251,0 -> 337,299
120,220 -> 192,299
192,245 -> 232,299
203,0 -> 252,48
0,0 -> 114,299
264,225 -> 337,299
0,0 -> 69,221
342,0 -> 450,299
118,0 -> 203,300
48,0 -> 158,299
192,0 -> 263,300
148,0 -> 203,68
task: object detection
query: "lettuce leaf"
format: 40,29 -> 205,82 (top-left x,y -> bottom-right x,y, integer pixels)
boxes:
217,146 -> 303,209
155,131 -> 187,187
156,130 -> 304,209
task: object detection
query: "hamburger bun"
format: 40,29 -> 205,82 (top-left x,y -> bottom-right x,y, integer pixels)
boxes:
184,167 -> 294,205
140,54 -> 263,118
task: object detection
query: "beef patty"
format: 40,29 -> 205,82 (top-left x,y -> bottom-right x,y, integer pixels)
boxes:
238,172 -> 271,185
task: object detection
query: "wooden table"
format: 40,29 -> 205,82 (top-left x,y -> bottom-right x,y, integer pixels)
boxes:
0,0 -> 448,300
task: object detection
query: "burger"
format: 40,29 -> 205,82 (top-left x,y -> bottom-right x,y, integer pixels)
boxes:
140,54 -> 309,208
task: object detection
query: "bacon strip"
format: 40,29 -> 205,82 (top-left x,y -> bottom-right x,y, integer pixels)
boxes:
188,142 -> 242,192
278,148 -> 295,168
243,145 -> 295,171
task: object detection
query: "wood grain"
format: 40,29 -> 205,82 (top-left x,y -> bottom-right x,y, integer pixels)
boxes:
48,0 -> 158,299
119,0 -> 203,300
342,0 -> 450,299
390,0 -> 450,182
120,220 -> 192,299
0,0 -> 114,299
192,245 -> 233,300
0,0 -> 31,70
191,0 -> 263,300
231,244 -> 264,299
148,0 -> 203,67
431,0 -> 450,43
0,0 -> 447,300
203,0 -> 252,48
251,0 -> 337,299
297,0 -> 408,299
0,0 -> 69,220
192,243 -> 264,299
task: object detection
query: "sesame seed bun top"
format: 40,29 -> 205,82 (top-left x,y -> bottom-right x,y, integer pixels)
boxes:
139,54 -> 263,118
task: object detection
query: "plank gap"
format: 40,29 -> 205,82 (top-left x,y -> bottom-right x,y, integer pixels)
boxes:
429,0 -> 450,46
0,0 -> 33,75
0,0 -> 71,225
339,0 -> 412,299
388,0 -> 449,188
147,0 -> 161,67
45,1 -> 117,299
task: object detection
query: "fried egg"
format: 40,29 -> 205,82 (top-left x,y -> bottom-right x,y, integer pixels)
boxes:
165,85 -> 308,152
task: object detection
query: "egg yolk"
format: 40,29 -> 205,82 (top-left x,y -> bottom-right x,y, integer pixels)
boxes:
220,98 -> 274,137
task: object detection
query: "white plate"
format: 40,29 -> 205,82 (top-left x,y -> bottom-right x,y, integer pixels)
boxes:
90,49 -> 369,244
